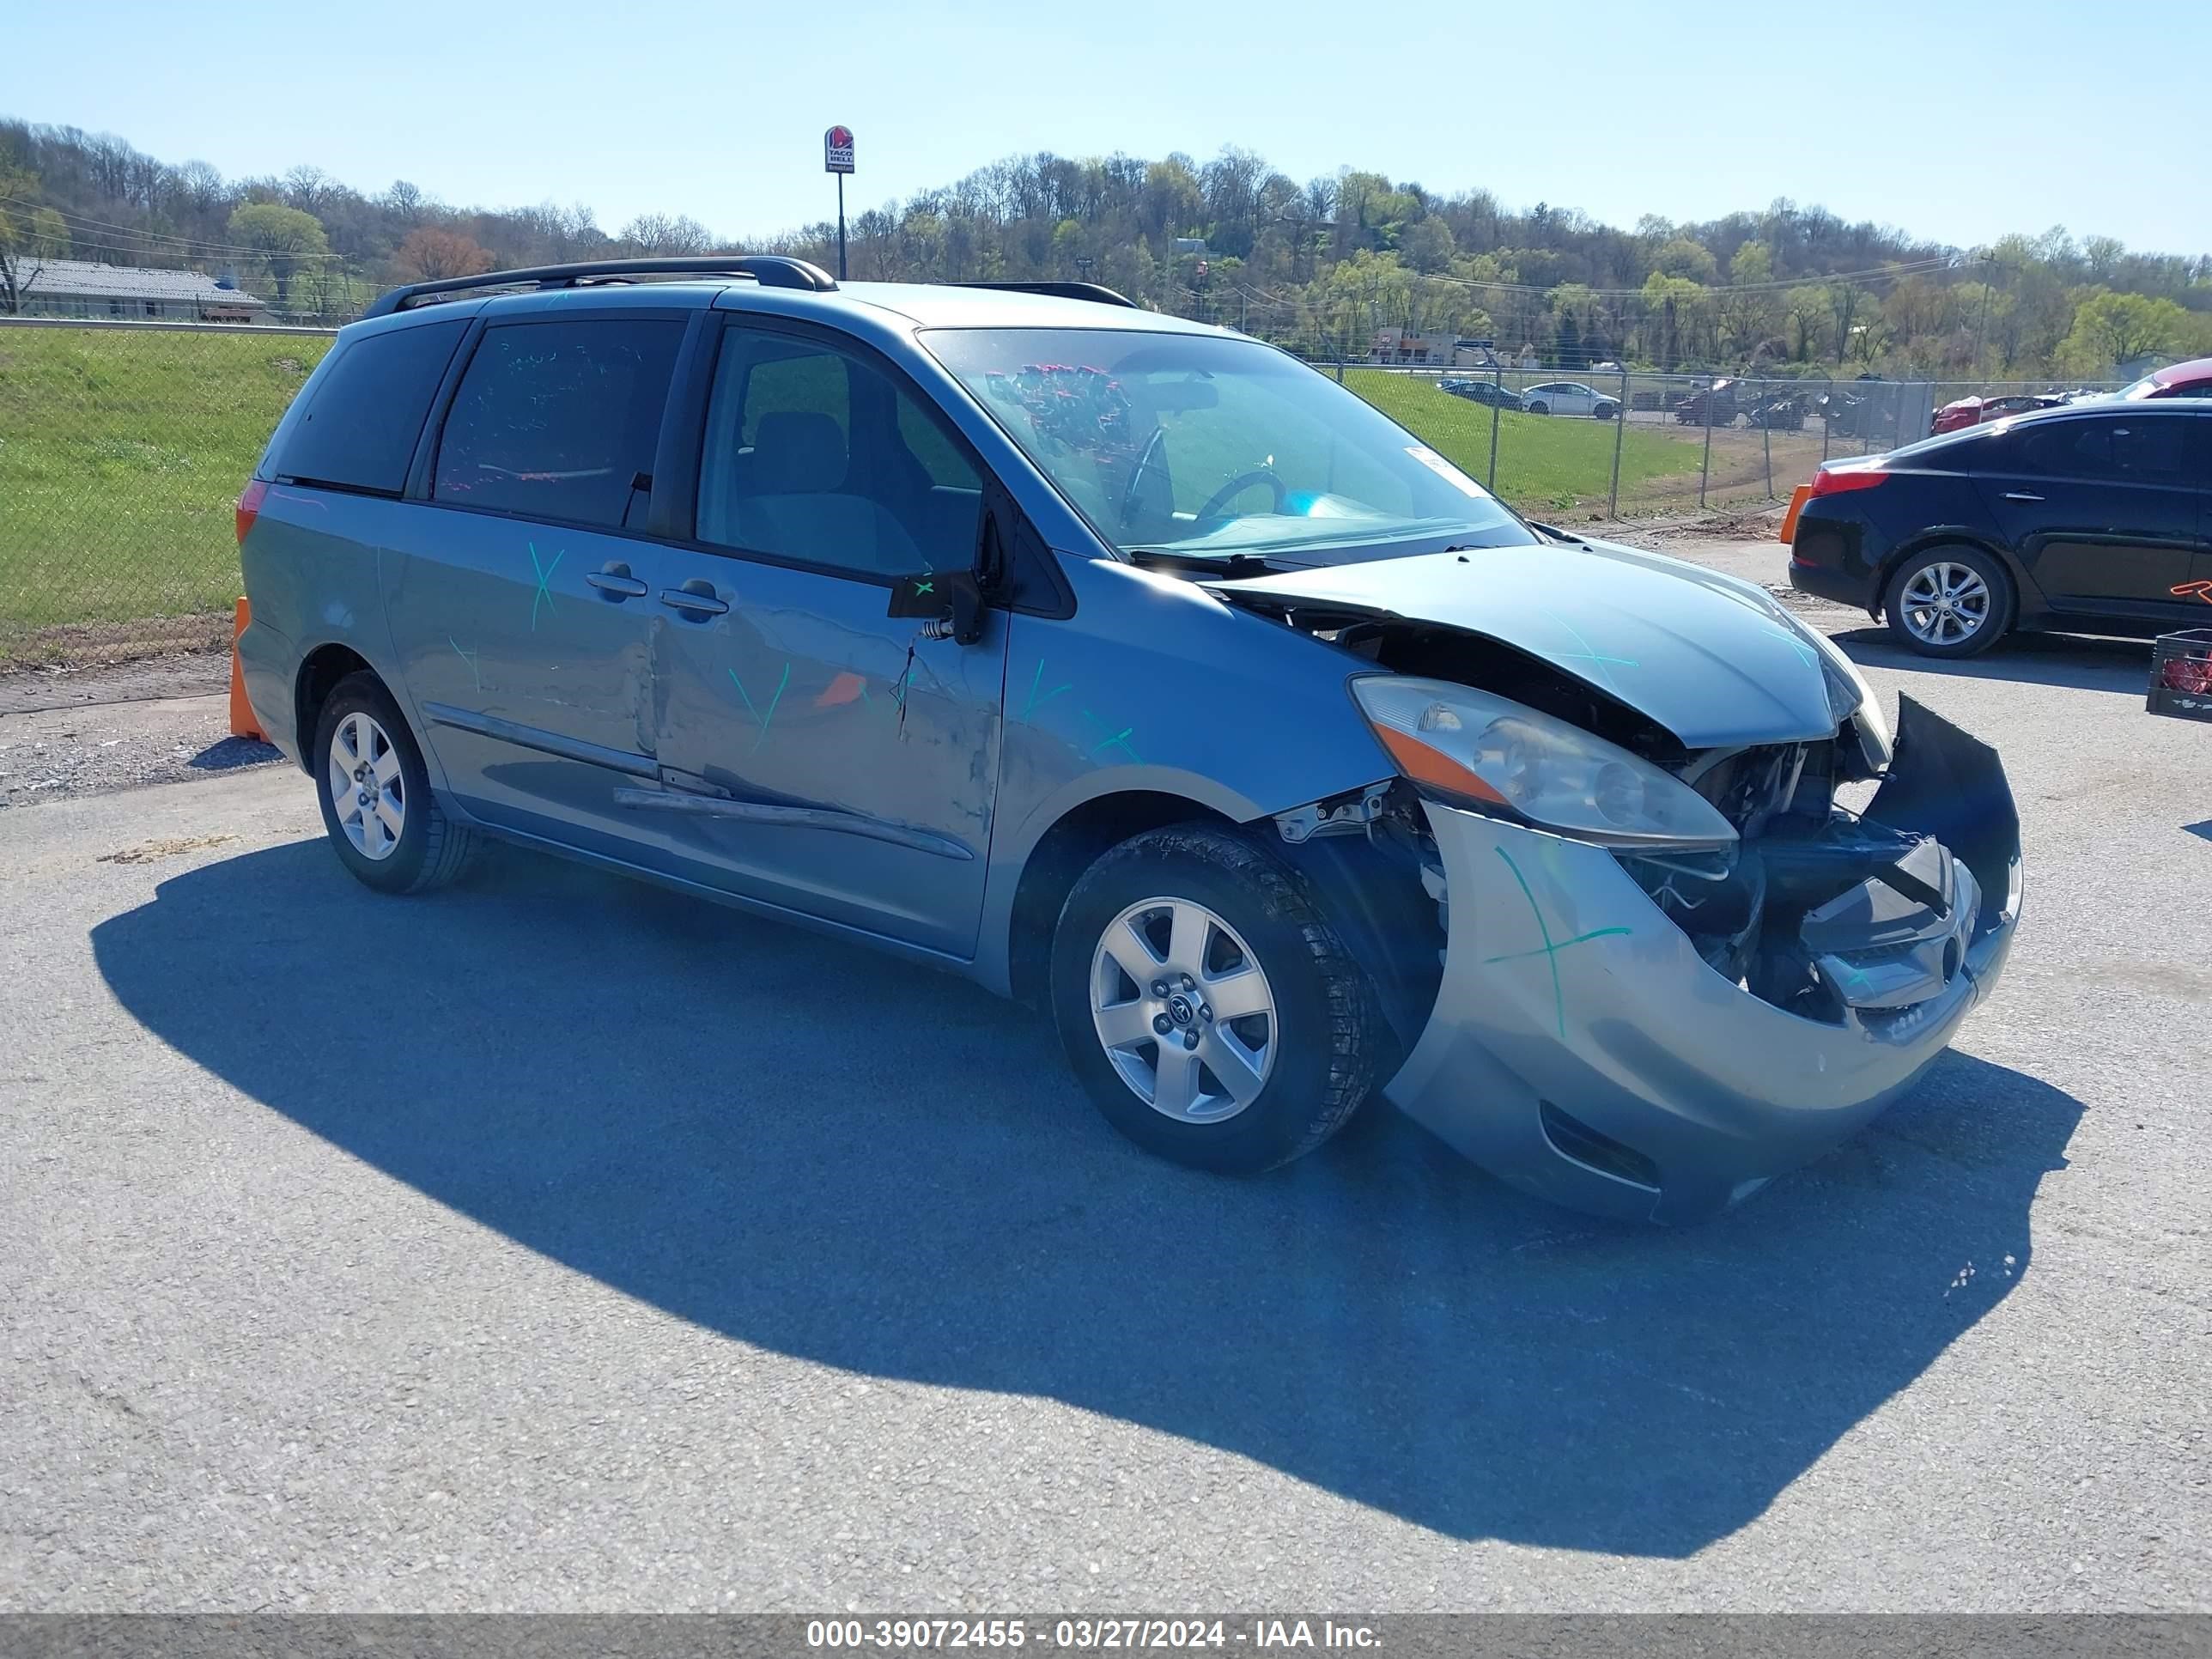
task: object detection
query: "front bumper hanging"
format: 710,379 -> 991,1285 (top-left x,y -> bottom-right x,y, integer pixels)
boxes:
1382,696 -> 2022,1224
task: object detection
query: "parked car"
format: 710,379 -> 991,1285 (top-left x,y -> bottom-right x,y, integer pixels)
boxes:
1437,376 -> 1525,410
1787,398 -> 2212,657
1929,392 -> 2066,436
1521,380 -> 1621,418
2118,355 -> 2212,400
237,257 -> 2020,1225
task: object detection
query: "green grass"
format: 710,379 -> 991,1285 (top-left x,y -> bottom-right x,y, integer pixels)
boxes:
0,327 -> 329,660
1345,370 -> 1709,512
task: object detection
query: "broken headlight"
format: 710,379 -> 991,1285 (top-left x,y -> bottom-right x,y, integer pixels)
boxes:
1352,676 -> 1739,852
1794,613 -> 1893,772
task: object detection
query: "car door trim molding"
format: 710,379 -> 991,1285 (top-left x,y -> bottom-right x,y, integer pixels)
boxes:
421,701 -> 658,777
608,786 -> 975,861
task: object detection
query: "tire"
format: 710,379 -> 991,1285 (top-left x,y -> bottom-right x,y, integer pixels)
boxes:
312,671 -> 479,894
1049,823 -> 1387,1176
1882,544 -> 2014,659
1526,401 -> 1549,416
1595,403 -> 1620,420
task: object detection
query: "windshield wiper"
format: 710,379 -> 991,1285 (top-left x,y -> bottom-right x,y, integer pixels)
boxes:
1122,546 -> 1279,577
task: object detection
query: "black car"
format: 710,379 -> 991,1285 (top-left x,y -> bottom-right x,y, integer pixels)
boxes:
1437,376 -> 1525,410
1787,399 -> 2212,657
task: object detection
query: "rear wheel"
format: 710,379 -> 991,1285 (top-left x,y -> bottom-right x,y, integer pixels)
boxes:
1049,824 -> 1386,1176
313,672 -> 478,894
1883,545 -> 2014,658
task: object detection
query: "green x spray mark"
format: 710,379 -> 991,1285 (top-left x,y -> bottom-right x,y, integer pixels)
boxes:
1079,708 -> 1140,763
528,543 -> 563,631
727,662 -> 790,751
448,636 -> 481,691
1484,846 -> 1631,1039
1540,607 -> 1638,695
1020,659 -> 1073,722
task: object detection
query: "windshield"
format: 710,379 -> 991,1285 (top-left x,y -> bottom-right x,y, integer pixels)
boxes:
921,327 -> 1532,561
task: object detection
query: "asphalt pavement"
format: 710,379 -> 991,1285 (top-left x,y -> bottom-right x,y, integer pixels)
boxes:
3,541 -> 2209,1611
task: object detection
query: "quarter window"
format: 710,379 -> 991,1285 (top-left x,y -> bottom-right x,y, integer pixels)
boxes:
434,318 -> 686,529
279,317 -> 469,495
696,329 -> 982,579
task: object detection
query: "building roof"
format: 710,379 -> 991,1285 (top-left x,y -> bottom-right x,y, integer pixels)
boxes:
22,259 -> 268,307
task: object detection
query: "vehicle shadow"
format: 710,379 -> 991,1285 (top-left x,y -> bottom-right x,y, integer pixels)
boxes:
1832,626 -> 2153,694
91,838 -> 2081,1559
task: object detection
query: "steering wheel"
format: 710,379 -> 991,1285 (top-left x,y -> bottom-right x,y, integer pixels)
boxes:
1195,469 -> 1287,523
1117,428 -> 1170,532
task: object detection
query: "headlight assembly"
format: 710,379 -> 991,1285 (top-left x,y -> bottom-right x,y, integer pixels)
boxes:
1352,676 -> 1740,852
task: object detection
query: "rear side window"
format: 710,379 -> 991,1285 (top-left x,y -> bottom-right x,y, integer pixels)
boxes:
2014,416 -> 2191,483
276,319 -> 466,495
434,318 -> 686,529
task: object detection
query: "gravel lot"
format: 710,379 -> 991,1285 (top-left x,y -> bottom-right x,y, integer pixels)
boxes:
3,539 -> 2209,1613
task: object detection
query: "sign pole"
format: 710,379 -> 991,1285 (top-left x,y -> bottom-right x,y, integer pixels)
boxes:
823,125 -> 855,283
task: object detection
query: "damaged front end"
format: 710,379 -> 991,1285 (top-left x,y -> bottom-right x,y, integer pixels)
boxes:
1616,696 -> 2018,1034
1212,555 -> 2023,1221
1376,694 -> 2021,1223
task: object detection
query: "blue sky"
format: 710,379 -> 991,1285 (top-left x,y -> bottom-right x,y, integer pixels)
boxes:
4,0 -> 2206,256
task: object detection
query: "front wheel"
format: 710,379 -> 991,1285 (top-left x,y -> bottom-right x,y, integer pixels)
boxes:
1883,545 -> 2014,658
1525,400 -> 1549,416
1049,824 -> 1388,1176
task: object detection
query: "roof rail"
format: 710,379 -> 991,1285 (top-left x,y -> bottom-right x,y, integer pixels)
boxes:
954,280 -> 1139,309
362,256 -> 839,319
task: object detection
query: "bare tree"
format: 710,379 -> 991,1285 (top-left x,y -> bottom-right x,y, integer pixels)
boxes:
621,212 -> 713,255
283,165 -> 332,214
382,179 -> 426,224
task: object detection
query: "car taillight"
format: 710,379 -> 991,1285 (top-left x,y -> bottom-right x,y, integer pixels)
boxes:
235,478 -> 270,545
1808,465 -> 1886,499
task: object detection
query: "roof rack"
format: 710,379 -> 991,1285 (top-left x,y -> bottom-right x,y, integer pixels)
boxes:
954,280 -> 1139,309
362,256 -> 840,319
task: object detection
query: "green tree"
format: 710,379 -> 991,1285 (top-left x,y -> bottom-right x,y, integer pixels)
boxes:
1784,285 -> 1831,361
1652,236 -> 1718,283
1401,216 -> 1455,274
0,167 -> 52,314
2056,289 -> 2188,375
1720,242 -> 1782,361
227,202 -> 331,307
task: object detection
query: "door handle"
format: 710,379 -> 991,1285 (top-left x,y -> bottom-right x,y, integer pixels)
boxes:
659,585 -> 728,617
2003,491 -> 2045,501
586,564 -> 647,599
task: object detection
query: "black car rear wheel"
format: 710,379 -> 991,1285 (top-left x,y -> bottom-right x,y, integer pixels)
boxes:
1883,544 -> 2014,659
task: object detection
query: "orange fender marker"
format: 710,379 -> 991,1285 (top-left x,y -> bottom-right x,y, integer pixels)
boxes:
815,670 -> 869,708
228,596 -> 264,740
1778,483 -> 1812,546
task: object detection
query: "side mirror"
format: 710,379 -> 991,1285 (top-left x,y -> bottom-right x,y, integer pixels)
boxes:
886,567 -> 984,646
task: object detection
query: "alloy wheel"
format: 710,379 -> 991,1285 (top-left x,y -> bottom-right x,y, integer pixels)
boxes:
1899,562 -> 1991,647
327,710 -> 405,860
1090,896 -> 1278,1124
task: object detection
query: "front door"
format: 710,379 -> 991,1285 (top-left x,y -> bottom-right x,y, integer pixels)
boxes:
643,320 -> 1009,958
386,312 -> 690,844
1978,410 -> 2203,623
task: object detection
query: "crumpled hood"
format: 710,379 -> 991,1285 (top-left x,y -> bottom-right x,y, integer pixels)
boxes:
1202,537 -> 1842,748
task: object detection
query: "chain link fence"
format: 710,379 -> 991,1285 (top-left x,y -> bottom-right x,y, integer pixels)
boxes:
0,316 -> 2125,667
0,318 -> 334,666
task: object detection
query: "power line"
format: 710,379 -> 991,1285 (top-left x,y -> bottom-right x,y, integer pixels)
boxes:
0,195 -> 356,262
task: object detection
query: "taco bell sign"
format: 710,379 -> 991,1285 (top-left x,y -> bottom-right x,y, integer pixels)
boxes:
824,125 -> 855,174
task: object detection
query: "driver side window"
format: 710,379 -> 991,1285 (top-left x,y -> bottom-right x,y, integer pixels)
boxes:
696,329 -> 983,580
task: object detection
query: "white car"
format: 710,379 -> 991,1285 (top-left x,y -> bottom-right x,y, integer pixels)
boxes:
1521,380 -> 1622,418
